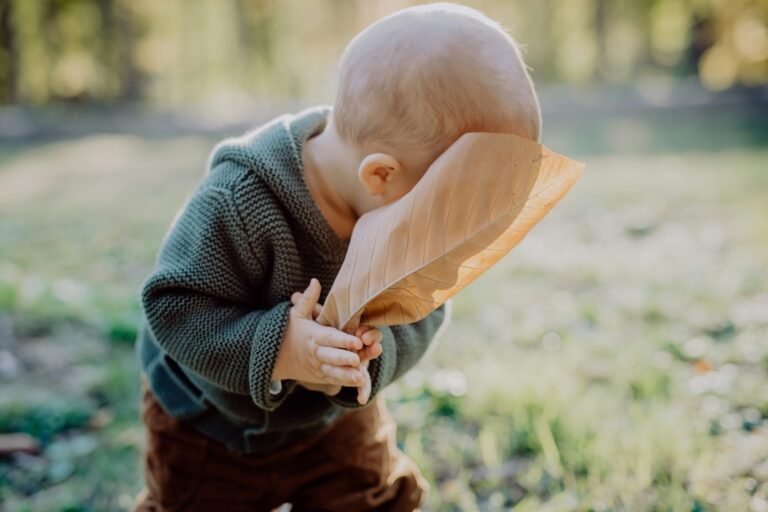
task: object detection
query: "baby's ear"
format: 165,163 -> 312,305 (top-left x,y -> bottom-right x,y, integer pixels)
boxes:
357,153 -> 403,196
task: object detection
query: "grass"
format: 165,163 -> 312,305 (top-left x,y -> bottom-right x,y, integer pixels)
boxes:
0,108 -> 767,511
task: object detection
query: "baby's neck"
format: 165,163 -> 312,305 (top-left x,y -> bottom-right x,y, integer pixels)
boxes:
302,128 -> 360,241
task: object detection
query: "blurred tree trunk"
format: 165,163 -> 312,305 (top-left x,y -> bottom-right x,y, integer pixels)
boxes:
43,0 -> 58,101
0,0 -> 17,103
116,1 -> 142,101
99,0 -> 142,101
594,0 -> 608,80
236,0 -> 277,95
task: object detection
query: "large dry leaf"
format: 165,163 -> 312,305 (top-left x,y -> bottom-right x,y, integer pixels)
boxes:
317,132 -> 585,332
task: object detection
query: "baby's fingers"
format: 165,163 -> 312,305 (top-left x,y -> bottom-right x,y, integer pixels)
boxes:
291,292 -> 322,319
315,346 -> 360,367
319,364 -> 364,387
357,365 -> 372,405
316,330 -> 363,351
354,326 -> 383,346
293,278 -> 321,318
358,341 -> 383,362
354,325 -> 372,339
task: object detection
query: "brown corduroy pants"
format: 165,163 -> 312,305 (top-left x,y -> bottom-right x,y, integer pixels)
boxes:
134,385 -> 427,512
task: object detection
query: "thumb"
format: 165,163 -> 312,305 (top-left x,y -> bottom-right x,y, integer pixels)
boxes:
293,278 -> 321,318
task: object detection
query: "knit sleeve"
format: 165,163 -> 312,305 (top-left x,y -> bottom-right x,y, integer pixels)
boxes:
141,184 -> 294,412
327,303 -> 449,409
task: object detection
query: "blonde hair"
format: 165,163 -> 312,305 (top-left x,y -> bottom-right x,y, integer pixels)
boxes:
333,3 -> 541,173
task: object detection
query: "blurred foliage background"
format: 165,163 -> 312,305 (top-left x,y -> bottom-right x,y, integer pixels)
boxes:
0,0 -> 767,105
0,1 -> 768,511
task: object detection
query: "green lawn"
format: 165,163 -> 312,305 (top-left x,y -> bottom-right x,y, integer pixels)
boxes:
1,112 -> 767,511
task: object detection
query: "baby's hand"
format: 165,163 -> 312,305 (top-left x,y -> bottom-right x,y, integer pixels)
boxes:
353,325 -> 383,363
289,287 -> 384,404
351,325 -> 383,404
273,279 -> 365,387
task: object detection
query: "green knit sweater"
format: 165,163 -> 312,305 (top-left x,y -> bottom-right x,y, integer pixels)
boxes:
137,106 -> 447,452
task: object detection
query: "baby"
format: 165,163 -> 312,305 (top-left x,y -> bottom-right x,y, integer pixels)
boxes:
134,3 -> 541,511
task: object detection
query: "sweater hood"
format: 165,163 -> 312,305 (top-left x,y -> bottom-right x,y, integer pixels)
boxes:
206,105 -> 332,175
205,105 -> 348,262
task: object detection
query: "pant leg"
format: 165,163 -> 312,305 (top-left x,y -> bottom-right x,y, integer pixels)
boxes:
134,383 -> 427,512
133,383 -> 286,512
287,398 -> 429,512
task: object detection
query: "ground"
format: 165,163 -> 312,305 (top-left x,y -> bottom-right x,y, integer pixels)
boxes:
0,98 -> 767,511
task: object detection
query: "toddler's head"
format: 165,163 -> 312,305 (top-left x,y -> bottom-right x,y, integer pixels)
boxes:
332,3 -> 541,198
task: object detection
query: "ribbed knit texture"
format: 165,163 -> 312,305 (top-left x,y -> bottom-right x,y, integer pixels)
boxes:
137,106 -> 447,450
